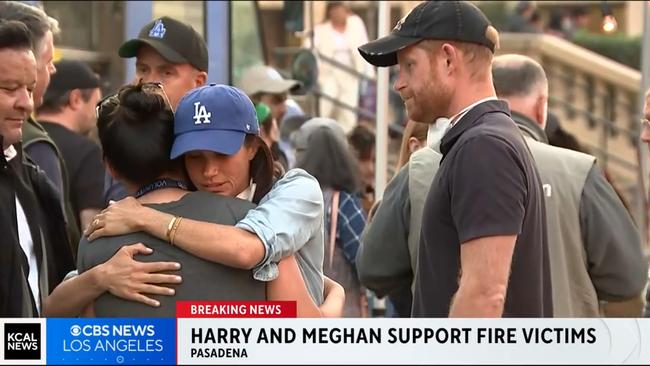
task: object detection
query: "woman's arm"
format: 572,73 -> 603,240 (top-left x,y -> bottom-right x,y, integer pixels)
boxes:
43,267 -> 105,317
266,256 -> 344,317
86,170 -> 324,275
43,244 -> 182,317
86,197 -> 265,269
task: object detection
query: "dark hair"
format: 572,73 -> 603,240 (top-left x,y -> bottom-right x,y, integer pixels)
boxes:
0,1 -> 58,55
245,134 -> 280,203
297,126 -> 360,193
325,1 -> 346,21
571,7 -> 589,18
548,10 -> 566,32
348,124 -> 375,161
545,112 -> 586,153
37,88 -> 95,114
0,19 -> 33,50
97,84 -> 181,187
492,57 -> 547,98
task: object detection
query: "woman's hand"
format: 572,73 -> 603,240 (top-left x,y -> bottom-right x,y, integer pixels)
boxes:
320,276 -> 345,317
85,197 -> 148,240
95,243 -> 183,307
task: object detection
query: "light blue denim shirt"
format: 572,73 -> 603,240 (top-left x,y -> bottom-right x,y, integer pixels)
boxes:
236,168 -> 325,305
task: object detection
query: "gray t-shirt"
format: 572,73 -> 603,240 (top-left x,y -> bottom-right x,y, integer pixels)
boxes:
77,191 -> 266,317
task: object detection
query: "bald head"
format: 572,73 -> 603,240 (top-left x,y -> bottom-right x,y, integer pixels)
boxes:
493,54 -> 549,128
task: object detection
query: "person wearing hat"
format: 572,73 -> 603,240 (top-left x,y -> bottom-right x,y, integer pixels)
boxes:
103,16 -> 210,207
358,1 -> 551,317
239,64 -> 304,168
119,16 -> 208,109
46,83 -> 343,317
36,60 -> 104,236
87,85 -> 327,308
255,102 -> 288,171
238,64 -> 303,124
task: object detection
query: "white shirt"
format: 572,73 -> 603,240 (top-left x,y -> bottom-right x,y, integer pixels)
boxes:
4,145 -> 41,314
236,181 -> 257,202
427,97 -> 498,152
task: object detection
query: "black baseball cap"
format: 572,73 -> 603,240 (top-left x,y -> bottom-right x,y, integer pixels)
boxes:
118,16 -> 208,72
358,1 -> 496,67
45,60 -> 100,93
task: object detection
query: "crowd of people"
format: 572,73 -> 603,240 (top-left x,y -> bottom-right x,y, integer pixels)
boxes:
2,0 -> 650,319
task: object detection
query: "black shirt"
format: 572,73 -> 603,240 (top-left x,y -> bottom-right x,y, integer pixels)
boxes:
412,100 -> 552,317
40,122 -> 105,229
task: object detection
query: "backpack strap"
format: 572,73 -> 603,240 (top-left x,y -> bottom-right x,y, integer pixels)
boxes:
328,190 -> 340,269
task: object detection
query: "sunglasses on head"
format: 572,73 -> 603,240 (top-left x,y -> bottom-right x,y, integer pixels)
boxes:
95,82 -> 173,119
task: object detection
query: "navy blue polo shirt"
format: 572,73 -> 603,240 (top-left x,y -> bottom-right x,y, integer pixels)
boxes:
412,100 -> 552,317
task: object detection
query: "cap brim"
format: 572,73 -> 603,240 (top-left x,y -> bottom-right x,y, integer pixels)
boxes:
358,34 -> 422,67
119,39 -> 187,64
170,130 -> 246,159
258,79 -> 301,95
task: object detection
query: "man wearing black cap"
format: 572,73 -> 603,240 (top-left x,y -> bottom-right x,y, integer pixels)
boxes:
36,60 -> 104,237
103,16 -> 210,205
119,16 -> 208,109
359,1 -> 552,317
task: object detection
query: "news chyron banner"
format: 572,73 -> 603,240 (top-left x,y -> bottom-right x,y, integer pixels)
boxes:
2,300 -> 650,365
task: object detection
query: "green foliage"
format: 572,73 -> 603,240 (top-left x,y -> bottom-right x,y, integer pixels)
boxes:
571,31 -> 641,70
476,1 -> 510,33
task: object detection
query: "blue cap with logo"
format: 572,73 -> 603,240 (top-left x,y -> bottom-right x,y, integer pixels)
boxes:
170,84 -> 259,159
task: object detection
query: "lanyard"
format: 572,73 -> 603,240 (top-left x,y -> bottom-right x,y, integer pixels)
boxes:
135,178 -> 188,198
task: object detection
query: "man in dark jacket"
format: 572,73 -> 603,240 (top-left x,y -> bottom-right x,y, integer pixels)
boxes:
0,19 -> 74,317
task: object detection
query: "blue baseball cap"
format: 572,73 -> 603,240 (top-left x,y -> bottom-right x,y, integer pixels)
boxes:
171,84 -> 259,159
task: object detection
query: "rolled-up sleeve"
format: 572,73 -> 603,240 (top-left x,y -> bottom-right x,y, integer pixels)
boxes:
236,169 -> 324,281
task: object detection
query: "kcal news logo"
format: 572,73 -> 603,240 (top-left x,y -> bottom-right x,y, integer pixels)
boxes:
47,318 -> 175,365
4,323 -> 41,360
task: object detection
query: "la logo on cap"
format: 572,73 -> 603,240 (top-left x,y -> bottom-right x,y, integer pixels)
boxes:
193,102 -> 211,125
149,19 -> 166,39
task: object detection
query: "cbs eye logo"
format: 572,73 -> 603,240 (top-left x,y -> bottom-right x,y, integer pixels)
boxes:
70,325 -> 82,337
4,323 -> 41,360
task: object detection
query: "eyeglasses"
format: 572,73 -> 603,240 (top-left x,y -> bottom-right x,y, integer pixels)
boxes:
95,82 -> 173,119
641,118 -> 650,129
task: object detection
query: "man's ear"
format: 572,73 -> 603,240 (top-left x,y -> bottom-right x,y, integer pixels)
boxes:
408,137 -> 423,154
195,71 -> 208,87
535,94 -> 548,127
440,43 -> 458,73
68,89 -> 83,110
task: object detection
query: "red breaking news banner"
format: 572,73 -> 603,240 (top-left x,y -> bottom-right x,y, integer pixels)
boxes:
176,301 -> 297,318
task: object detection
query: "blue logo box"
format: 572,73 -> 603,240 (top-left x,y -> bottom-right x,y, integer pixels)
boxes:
46,318 -> 175,365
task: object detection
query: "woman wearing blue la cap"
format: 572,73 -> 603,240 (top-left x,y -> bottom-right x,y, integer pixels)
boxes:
88,84 -> 334,313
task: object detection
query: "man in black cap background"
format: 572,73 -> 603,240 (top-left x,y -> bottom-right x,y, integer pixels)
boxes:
119,16 -> 208,108
36,60 -> 105,237
359,1 -> 552,317
103,16 -> 209,205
